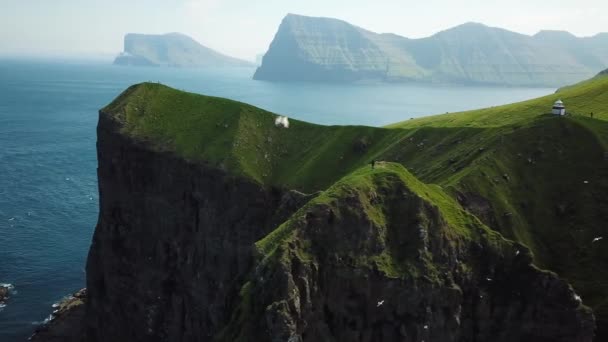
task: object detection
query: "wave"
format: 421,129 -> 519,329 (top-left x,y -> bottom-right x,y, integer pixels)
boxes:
1,283 -> 16,294
31,314 -> 54,326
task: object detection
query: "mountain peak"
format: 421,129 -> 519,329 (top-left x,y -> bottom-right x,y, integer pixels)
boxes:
458,21 -> 488,28
436,21 -> 518,37
534,30 -> 577,40
282,13 -> 353,26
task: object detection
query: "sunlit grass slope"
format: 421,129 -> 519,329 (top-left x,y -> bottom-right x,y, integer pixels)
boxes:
103,83 -> 402,191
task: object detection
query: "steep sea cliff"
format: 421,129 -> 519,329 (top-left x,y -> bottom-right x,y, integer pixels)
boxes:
28,82 -> 604,341
32,72 -> 608,340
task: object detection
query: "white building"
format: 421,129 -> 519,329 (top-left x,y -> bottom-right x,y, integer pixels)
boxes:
552,99 -> 566,115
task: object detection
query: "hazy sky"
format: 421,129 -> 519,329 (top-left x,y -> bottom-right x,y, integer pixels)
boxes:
1,0 -> 606,61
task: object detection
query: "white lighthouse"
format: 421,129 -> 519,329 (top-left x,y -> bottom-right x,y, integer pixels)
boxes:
552,99 -> 566,116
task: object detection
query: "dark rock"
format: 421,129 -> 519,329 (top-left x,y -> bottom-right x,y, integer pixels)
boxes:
85,112 -> 296,341
30,289 -> 87,342
457,192 -> 500,238
353,136 -> 371,153
0,285 -> 9,304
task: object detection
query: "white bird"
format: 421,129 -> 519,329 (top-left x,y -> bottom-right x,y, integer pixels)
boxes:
8,217 -> 15,221
515,250 -> 520,256
592,237 -> 603,243
376,300 -> 384,307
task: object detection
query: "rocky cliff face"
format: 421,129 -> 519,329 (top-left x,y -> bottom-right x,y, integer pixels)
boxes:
220,166 -> 595,342
255,14 -> 608,86
30,289 -> 87,342
85,112 -> 304,341
84,108 -> 595,341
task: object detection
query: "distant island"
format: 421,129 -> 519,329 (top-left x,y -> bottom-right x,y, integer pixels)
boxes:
254,14 -> 608,86
114,33 -> 254,68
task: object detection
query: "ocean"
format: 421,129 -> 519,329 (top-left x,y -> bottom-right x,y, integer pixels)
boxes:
0,59 -> 554,341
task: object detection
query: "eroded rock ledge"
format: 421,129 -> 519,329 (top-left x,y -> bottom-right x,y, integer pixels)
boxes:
30,289 -> 86,342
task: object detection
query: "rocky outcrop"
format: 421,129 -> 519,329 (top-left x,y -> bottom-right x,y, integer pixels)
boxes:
222,167 -> 596,342
85,112 -> 299,341
255,14 -> 608,86
30,289 -> 87,342
0,284 -> 10,305
456,191 -> 499,231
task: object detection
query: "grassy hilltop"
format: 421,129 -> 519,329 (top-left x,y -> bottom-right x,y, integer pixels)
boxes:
103,71 -> 608,333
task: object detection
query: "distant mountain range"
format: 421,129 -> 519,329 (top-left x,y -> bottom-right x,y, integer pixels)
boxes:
254,14 -> 608,86
114,33 -> 253,68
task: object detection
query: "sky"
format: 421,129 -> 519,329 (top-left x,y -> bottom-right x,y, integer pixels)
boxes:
0,0 -> 606,61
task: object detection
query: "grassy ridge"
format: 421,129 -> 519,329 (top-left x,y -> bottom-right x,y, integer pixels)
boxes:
389,73 -> 608,129
103,82 -> 404,191
103,74 -> 608,327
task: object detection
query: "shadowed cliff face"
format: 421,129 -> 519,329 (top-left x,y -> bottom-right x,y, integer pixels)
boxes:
221,168 -> 595,342
86,113 -> 305,341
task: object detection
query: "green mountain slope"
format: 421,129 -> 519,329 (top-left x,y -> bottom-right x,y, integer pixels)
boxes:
103,74 -> 608,336
219,163 -> 593,341
254,14 -> 608,86
113,33 -> 253,67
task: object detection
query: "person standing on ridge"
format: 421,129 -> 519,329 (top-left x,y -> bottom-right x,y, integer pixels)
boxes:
371,160 -> 376,169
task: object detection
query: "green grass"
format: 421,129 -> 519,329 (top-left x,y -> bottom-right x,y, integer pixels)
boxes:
254,163 -> 504,279
103,82 -> 406,191
389,73 -> 608,128
104,73 -> 608,328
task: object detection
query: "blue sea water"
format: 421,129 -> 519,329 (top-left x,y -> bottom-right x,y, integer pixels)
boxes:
0,59 -> 555,341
